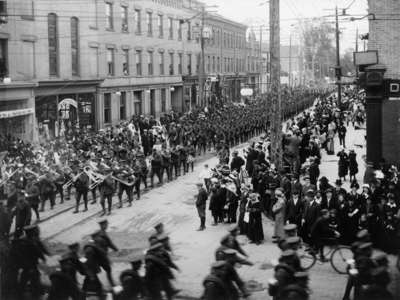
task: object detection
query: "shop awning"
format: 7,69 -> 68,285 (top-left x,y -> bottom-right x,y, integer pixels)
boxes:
0,108 -> 34,119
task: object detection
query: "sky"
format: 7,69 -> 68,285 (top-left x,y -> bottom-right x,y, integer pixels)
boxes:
203,0 -> 369,53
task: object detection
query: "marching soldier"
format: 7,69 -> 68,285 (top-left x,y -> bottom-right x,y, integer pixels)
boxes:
171,146 -> 180,178
161,147 -> 172,182
12,190 -> 32,238
99,167 -> 115,216
117,165 -> 135,208
73,165 -> 90,213
54,166 -> 66,204
136,151 -> 148,189
39,171 -> 56,211
25,175 -> 41,221
150,148 -> 163,188
115,258 -> 146,300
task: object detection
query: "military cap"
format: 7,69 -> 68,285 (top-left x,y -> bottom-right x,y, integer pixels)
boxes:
283,224 -> 297,232
154,223 -> 163,229
68,242 -> 80,250
326,188 -> 333,193
98,217 -> 108,225
286,236 -> 301,245
303,175 -> 310,180
306,189 -> 315,197
130,257 -> 143,267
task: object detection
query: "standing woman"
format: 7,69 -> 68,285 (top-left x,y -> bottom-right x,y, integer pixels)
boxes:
247,193 -> 264,244
348,149 -> 358,182
272,188 -> 286,242
326,121 -> 336,155
337,148 -> 349,181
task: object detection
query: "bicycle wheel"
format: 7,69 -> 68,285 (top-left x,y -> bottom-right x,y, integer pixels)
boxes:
330,245 -> 353,274
298,247 -> 317,270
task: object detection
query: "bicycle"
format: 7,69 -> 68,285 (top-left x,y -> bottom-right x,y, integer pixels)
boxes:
297,238 -> 353,274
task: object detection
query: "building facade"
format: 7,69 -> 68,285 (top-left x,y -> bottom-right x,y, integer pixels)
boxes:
0,0 -> 262,142
366,0 -> 400,164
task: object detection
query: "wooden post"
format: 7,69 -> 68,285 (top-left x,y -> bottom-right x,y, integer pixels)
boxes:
269,0 -> 282,169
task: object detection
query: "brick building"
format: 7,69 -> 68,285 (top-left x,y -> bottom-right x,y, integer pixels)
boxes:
366,0 -> 400,164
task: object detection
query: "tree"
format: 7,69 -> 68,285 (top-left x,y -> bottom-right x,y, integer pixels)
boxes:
300,20 -> 336,84
341,49 -> 355,77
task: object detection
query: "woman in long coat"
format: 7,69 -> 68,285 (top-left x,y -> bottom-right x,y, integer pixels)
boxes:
348,150 -> 358,181
326,121 -> 336,155
272,188 -> 286,240
337,149 -> 349,181
247,193 -> 264,244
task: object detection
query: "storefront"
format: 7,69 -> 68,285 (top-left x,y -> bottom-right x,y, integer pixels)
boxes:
35,80 -> 101,140
183,75 -> 198,112
0,82 -> 37,142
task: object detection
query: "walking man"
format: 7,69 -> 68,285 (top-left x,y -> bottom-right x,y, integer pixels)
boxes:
196,182 -> 208,231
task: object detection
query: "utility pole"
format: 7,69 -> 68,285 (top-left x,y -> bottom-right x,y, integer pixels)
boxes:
269,0 -> 282,169
199,6 -> 206,107
260,25 -> 263,94
355,28 -> 359,80
335,6 -> 342,109
289,33 -> 292,88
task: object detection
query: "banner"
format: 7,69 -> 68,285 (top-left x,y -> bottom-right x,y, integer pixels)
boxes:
0,108 -> 34,119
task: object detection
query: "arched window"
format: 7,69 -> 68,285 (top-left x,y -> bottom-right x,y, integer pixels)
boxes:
48,13 -> 58,76
71,17 -> 79,76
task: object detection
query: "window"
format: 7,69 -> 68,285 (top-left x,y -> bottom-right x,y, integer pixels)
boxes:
161,88 -> 166,112
207,55 -> 210,73
134,9 -> 141,34
121,6 -> 128,32
159,52 -> 164,75
196,53 -> 200,74
106,48 -> 115,76
169,52 -> 174,75
105,3 -> 113,30
0,39 -> 7,78
168,17 -> 173,39
104,93 -> 111,123
187,54 -> 192,75
212,56 -> 215,72
178,20 -> 182,40
158,14 -> 163,38
217,57 -> 220,72
48,13 -> 59,76
148,51 -> 153,75
123,49 -> 129,75
120,91 -> 126,120
71,17 -> 79,76
178,53 -> 182,75
187,21 -> 191,40
146,11 -> 152,36
136,50 -> 142,75
133,91 -> 142,115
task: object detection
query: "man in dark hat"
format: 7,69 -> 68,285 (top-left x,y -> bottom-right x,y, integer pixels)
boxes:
301,189 -> 321,243
72,165 -> 90,213
12,190 -> 32,238
286,190 -> 304,229
230,150 -> 245,173
116,258 -> 145,300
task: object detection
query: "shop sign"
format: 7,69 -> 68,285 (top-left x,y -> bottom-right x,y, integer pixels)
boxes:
240,88 -> 253,96
0,108 -> 34,119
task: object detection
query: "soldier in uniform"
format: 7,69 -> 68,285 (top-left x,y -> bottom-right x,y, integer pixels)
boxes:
25,175 -> 41,221
14,224 -> 49,300
47,254 -> 82,300
73,165 -> 90,213
171,146 -> 180,178
196,182 -> 208,231
12,191 -> 32,238
54,166 -> 66,204
115,258 -> 145,300
99,168 -> 115,216
62,242 -> 86,284
92,218 -> 118,287
202,261 -> 231,300
150,148 -> 163,188
39,171 -> 56,211
117,165 -> 135,208
161,147 -> 172,182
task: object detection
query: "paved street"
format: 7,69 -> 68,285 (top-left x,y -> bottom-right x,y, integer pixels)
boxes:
36,121 -> 400,300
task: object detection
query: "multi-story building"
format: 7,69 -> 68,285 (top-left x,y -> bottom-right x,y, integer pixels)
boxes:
0,0 -> 261,142
246,30 -> 261,95
365,0 -> 400,165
